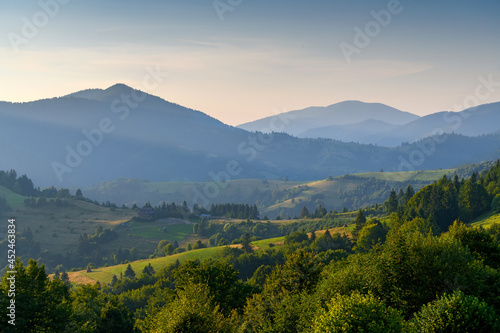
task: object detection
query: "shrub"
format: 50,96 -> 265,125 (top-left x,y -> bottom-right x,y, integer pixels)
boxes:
409,290 -> 499,332
314,291 -> 404,333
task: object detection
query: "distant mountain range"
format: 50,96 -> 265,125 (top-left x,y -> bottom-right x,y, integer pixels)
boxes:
1,84 -> 500,189
238,101 -> 419,138
238,101 -> 500,147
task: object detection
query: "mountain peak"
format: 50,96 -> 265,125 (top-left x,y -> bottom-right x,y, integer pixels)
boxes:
104,83 -> 134,92
64,83 -> 139,101
95,83 -> 142,101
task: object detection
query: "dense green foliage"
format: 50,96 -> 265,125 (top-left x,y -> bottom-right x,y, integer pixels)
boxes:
409,291 -> 499,332
315,292 -> 404,332
209,203 -> 260,219
0,259 -> 134,332
2,161 -> 500,331
5,213 -> 499,331
0,170 -> 36,197
390,160 -> 500,231
194,217 -> 342,248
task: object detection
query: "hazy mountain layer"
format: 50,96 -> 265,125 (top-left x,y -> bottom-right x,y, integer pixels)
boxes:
1,85 -> 500,189
241,100 -> 500,147
238,101 -> 419,137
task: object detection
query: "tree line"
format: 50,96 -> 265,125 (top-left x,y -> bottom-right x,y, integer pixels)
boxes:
385,159 -> 500,232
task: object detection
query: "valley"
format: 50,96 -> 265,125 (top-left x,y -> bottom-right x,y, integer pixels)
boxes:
2,2 -> 500,330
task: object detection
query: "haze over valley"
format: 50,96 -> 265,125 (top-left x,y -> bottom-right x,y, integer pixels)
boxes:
1,84 -> 500,192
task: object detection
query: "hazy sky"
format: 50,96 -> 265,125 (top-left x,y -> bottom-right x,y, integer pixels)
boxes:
1,0 -> 499,125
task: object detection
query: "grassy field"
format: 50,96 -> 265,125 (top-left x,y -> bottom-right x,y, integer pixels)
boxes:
0,194 -> 201,260
1,199 -> 135,255
72,235 -> 289,285
252,236 -> 285,248
0,185 -> 27,209
470,212 -> 500,229
76,246 -> 225,285
264,178 -> 364,215
70,225 -> 354,285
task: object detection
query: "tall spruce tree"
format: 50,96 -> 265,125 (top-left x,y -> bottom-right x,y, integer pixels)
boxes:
123,264 -> 136,280
353,209 -> 367,239
385,189 -> 399,213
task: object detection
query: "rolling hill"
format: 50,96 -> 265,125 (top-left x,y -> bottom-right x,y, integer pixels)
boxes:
67,226 -> 351,286
0,184 -> 26,209
84,169 -> 462,218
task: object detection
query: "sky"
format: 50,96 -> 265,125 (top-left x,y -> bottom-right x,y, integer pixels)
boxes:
1,0 -> 499,126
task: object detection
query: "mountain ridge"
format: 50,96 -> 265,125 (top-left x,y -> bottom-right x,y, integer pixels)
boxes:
238,100 -> 420,135
1,84 -> 500,189
240,99 -> 500,147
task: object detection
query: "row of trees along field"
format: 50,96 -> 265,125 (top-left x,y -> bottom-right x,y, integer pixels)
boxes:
133,202 -> 259,221
1,161 -> 500,331
0,169 -> 122,214
0,169 -> 84,201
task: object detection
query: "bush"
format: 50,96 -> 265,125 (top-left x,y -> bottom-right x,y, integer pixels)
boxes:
138,284 -> 230,332
314,291 -> 404,333
409,290 -> 499,332
174,247 -> 186,254
355,220 -> 387,252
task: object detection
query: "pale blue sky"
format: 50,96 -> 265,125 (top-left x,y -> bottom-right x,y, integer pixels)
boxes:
1,0 -> 499,125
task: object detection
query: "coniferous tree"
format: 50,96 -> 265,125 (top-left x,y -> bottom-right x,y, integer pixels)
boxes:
397,188 -> 404,202
300,206 -> 310,219
403,184 -> 415,205
61,271 -> 70,286
110,275 -> 118,286
385,189 -> 399,213
123,264 -> 135,280
353,209 -> 367,239
241,233 -> 253,253
142,263 -> 155,276
314,204 -> 327,218
453,174 -> 461,191
459,175 -> 490,222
